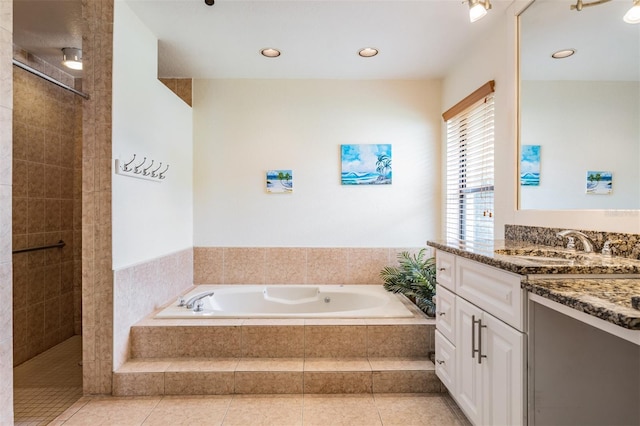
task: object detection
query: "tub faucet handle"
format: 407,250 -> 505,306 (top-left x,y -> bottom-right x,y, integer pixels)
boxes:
193,300 -> 204,312
178,296 -> 186,307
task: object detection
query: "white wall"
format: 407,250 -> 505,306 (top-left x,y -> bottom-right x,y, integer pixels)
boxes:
520,80 -> 639,210
442,2 -> 640,235
112,1 -> 194,268
193,79 -> 441,247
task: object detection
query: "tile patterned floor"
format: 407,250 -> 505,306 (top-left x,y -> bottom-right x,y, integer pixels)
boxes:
51,393 -> 471,425
13,336 -> 83,426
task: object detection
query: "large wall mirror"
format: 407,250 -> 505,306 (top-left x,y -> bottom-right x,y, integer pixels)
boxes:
518,0 -> 640,210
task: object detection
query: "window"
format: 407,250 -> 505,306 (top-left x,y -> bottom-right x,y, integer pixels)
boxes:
442,81 -> 495,248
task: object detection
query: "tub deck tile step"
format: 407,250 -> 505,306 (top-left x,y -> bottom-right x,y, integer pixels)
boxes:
113,357 -> 443,396
129,322 -> 434,359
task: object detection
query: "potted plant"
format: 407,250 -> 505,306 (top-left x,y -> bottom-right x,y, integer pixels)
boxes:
380,248 -> 437,317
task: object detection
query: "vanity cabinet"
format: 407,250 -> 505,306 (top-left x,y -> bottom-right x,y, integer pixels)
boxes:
434,250 -> 526,425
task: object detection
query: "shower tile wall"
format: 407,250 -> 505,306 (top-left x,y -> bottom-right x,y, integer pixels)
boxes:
12,63 -> 82,366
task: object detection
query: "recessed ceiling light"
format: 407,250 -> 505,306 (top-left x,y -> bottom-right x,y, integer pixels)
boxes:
261,48 -> 281,58
551,49 -> 576,59
61,47 -> 82,70
358,47 -> 379,58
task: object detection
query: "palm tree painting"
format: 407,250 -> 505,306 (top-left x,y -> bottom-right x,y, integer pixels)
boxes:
341,144 -> 392,185
586,171 -> 612,194
266,169 -> 293,193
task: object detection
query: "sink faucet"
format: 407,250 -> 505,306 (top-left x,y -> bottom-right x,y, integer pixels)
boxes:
184,291 -> 215,309
556,230 -> 595,253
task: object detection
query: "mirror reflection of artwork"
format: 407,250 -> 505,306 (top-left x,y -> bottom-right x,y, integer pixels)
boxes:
586,171 -> 612,195
266,170 -> 293,193
520,145 -> 541,186
341,144 -> 392,185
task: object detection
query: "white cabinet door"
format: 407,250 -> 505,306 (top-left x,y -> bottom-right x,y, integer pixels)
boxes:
435,285 -> 455,343
436,250 -> 456,292
482,312 -> 524,426
435,330 -> 456,394
456,296 -> 525,426
455,297 -> 483,425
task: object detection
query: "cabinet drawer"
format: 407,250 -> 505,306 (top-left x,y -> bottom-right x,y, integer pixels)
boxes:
436,250 -> 456,292
435,329 -> 456,394
435,285 -> 456,343
456,257 -> 524,331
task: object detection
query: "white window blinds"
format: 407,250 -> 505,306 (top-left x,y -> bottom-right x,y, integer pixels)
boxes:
444,83 -> 495,249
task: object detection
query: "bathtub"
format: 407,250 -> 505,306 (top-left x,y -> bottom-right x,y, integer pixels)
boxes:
154,285 -> 416,319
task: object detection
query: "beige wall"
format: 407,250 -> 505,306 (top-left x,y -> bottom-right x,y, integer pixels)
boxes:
81,0 -> 114,395
12,65 -> 82,366
0,0 -> 14,420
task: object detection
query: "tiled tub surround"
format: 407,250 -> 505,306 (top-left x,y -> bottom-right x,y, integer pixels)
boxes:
113,248 -> 194,372
193,247 -> 432,285
114,305 -> 439,396
12,61 -> 83,366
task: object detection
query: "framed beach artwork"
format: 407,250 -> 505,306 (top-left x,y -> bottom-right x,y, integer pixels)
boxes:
520,145 -> 540,186
341,144 -> 392,185
586,171 -> 612,195
266,170 -> 293,193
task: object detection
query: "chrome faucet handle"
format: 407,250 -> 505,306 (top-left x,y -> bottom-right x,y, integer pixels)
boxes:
565,236 -> 576,251
193,300 -> 204,312
601,240 -> 615,257
177,296 -> 186,307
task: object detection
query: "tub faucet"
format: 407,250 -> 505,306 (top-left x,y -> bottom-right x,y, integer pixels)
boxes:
556,230 -> 595,253
185,291 -> 215,309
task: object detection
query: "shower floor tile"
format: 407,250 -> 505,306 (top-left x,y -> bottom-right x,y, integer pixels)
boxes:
14,336 -> 82,426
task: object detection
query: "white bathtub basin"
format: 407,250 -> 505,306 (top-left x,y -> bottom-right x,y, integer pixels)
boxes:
155,284 -> 416,319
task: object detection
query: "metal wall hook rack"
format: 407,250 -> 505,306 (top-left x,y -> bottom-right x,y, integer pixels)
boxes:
115,154 -> 169,182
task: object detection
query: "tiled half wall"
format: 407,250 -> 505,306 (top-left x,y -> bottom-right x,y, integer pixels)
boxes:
194,247 -> 433,285
113,248 -> 193,370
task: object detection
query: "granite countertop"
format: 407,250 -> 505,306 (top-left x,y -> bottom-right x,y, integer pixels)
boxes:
427,240 -> 640,330
427,240 -> 640,275
523,278 -> 640,330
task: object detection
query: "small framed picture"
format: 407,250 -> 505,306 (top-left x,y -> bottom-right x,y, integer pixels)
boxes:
520,145 -> 540,186
586,171 -> 612,195
266,170 -> 293,193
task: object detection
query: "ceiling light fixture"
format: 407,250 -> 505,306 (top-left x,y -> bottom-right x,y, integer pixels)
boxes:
261,48 -> 281,58
623,0 -> 640,23
61,47 -> 82,70
551,49 -> 576,59
468,0 -> 491,23
570,0 -> 639,24
358,47 -> 379,58
570,0 -> 610,12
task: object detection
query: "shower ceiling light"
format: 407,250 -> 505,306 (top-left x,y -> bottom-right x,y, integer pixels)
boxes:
468,0 -> 491,23
61,47 -> 82,70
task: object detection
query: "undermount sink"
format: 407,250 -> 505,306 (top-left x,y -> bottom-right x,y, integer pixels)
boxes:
494,248 -> 592,264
